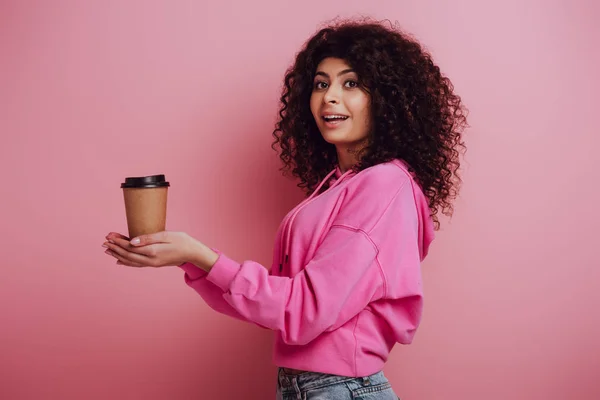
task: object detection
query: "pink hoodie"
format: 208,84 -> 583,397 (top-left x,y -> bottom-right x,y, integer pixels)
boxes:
179,159 -> 435,377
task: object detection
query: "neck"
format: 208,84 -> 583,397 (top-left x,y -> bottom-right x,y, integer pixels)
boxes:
336,147 -> 359,174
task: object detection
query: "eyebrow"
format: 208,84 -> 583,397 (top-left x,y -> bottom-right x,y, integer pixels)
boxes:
314,68 -> 356,78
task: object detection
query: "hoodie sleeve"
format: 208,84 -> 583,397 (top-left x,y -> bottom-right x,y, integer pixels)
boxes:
178,261 -> 253,324
203,225 -> 382,345
179,256 -> 278,329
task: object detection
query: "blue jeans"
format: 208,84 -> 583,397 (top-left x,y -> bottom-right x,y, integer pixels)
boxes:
276,368 -> 400,399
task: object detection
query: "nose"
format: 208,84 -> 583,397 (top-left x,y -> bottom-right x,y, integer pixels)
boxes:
323,84 -> 341,104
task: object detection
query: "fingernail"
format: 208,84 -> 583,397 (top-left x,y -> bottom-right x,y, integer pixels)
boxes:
131,238 -> 140,245
102,244 -> 108,248
108,239 -> 115,244
105,249 -> 112,255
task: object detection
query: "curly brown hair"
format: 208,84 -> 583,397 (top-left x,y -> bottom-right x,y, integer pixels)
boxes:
271,18 -> 468,229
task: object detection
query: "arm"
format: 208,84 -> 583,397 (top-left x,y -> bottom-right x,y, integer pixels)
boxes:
178,261 -> 254,323
200,225 -> 383,345
105,166 -> 422,343
179,248 -> 278,329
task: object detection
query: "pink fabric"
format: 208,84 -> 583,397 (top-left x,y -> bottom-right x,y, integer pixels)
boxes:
179,159 -> 435,377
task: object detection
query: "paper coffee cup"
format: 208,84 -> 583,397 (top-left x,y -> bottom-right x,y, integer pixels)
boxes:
121,175 -> 170,239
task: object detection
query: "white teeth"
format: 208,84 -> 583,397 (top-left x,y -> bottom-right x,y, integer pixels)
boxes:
323,115 -> 348,120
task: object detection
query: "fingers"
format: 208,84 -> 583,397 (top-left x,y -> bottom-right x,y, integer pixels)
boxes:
102,231 -> 173,267
104,242 -> 153,266
130,231 -> 169,246
106,236 -> 155,257
106,232 -> 130,241
104,247 -> 147,267
116,258 -> 146,268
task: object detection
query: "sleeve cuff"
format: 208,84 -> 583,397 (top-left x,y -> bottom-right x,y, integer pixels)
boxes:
178,262 -> 208,281
205,252 -> 242,292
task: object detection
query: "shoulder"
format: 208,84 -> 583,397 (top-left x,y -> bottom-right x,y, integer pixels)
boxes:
350,159 -> 415,193
335,160 -> 419,230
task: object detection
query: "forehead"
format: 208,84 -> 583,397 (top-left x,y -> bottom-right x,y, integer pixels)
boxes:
315,57 -> 353,72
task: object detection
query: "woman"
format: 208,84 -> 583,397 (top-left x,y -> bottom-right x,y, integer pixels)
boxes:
103,18 -> 467,399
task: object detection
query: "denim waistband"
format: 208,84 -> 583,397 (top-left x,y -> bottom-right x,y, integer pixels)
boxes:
277,368 -> 387,392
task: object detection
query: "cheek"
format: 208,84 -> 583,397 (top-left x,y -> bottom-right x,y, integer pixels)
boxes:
349,95 -> 371,123
310,94 -> 320,120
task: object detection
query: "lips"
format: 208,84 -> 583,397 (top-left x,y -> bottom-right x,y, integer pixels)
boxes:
321,111 -> 349,128
320,114 -> 349,129
322,114 -> 349,122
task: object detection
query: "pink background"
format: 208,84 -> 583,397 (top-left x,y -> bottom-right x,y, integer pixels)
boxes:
1,0 -> 598,399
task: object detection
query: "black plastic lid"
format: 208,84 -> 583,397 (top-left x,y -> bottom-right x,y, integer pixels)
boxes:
121,174 -> 170,189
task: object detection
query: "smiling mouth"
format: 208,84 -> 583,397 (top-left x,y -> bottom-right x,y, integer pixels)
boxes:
322,115 -> 349,122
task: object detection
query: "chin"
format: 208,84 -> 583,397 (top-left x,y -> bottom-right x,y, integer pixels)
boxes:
320,133 -> 370,155
319,129 -> 353,145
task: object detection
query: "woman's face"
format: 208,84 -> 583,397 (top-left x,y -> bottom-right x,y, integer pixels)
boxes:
310,57 -> 372,149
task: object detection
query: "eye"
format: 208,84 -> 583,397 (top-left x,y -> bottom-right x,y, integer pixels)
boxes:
345,80 -> 359,88
314,81 -> 328,90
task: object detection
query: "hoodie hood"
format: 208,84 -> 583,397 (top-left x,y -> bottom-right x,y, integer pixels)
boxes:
279,159 -> 435,270
390,159 -> 435,261
333,160 -> 435,261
